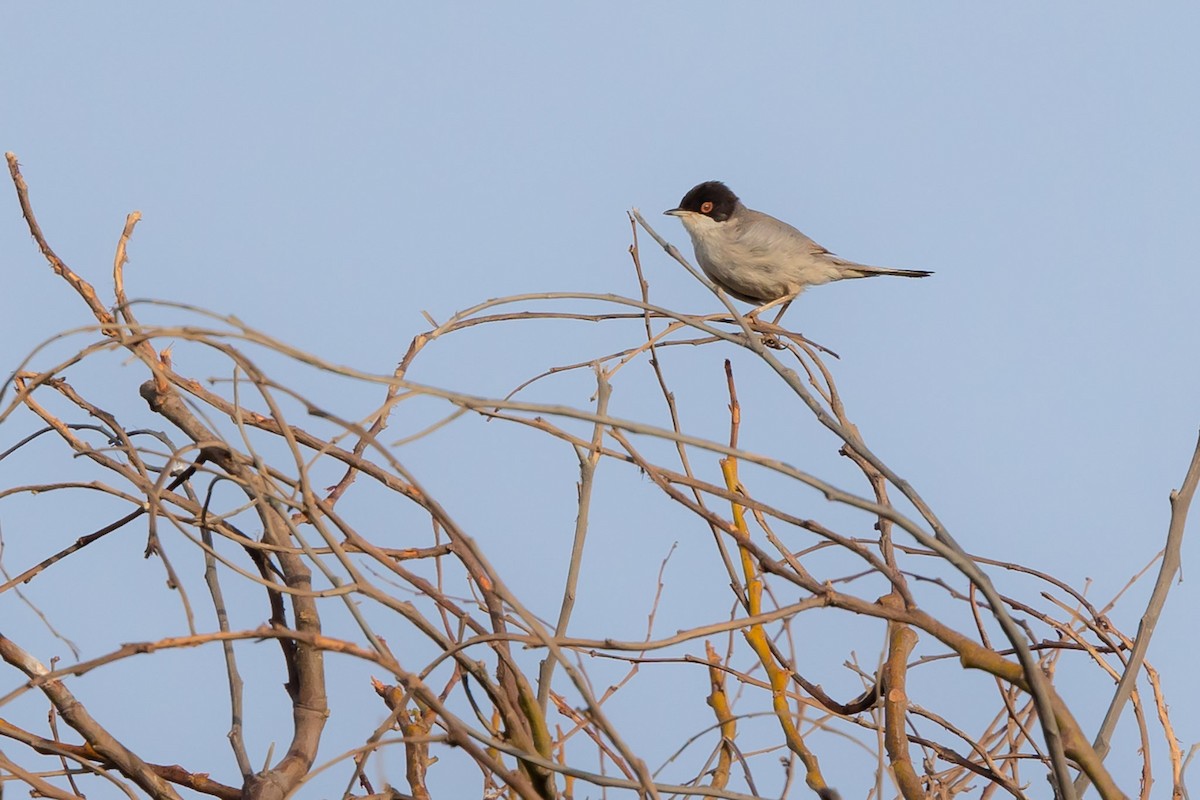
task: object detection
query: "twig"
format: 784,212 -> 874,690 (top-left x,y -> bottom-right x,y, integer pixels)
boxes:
537,364 -> 611,710
1075,432 -> 1200,797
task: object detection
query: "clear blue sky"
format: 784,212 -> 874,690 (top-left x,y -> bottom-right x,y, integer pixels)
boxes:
3,5 -> 1198,798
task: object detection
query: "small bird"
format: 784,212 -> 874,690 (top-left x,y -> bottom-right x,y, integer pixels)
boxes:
665,181 -> 931,323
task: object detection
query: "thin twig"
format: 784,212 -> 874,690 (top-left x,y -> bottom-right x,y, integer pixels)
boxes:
1075,432 -> 1200,797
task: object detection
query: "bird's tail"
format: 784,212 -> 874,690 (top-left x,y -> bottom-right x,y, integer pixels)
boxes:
841,264 -> 933,279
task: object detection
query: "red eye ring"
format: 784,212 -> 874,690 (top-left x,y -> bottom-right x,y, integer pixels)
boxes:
700,201 -> 714,213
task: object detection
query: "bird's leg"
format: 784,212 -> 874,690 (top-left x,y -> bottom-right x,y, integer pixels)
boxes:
741,294 -> 799,351
744,293 -> 798,325
769,297 -> 795,326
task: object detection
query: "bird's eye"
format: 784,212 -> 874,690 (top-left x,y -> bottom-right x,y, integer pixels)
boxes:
700,201 -> 714,214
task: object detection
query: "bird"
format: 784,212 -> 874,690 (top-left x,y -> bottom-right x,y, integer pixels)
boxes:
664,181 -> 931,323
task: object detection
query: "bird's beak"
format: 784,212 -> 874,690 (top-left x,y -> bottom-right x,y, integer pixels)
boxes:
663,208 -> 684,217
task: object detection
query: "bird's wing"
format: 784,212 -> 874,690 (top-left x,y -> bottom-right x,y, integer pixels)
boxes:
735,209 -> 836,261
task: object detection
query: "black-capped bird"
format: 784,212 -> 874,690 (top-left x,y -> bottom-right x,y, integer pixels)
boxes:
665,181 -> 931,322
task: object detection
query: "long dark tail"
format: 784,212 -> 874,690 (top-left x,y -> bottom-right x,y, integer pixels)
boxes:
842,264 -> 933,279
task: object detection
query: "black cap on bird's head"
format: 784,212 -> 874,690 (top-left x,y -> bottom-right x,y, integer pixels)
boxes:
665,181 -> 740,222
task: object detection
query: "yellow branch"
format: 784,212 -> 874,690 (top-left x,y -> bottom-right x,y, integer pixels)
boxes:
721,456 -> 831,797
704,641 -> 736,789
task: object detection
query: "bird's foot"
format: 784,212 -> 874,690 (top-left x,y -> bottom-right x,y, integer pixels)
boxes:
746,317 -> 787,349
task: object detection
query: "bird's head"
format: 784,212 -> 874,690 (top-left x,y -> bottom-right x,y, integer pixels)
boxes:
664,181 -> 740,226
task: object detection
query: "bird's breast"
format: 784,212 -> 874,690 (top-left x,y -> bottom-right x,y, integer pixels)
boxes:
688,227 -> 797,304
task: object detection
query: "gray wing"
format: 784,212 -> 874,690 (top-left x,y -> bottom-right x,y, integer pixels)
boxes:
733,209 -> 836,262
732,208 -> 930,281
